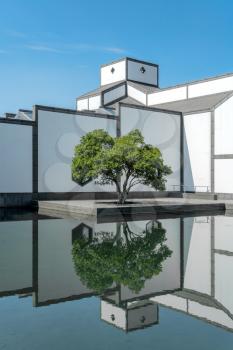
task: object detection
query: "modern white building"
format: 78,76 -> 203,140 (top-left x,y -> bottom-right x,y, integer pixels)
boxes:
1,57 -> 233,207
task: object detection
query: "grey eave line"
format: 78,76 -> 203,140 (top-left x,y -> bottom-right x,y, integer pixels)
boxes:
77,80 -> 126,100
214,154 -> 233,159
151,91 -> 233,114
100,56 -> 159,68
215,249 -> 233,257
119,102 -> 182,116
0,118 -> 34,126
33,105 -> 117,119
183,108 -> 212,115
127,81 -> 159,94
212,91 -> 233,109
150,71 -> 233,93
105,95 -> 144,108
19,109 -> 32,113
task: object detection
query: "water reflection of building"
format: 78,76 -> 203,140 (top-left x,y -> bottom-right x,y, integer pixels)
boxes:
0,211 -> 233,333
101,299 -> 158,332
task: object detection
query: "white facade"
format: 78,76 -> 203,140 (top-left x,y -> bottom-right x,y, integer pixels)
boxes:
37,108 -> 116,193
183,112 -> 211,192
2,56 -> 233,206
100,58 -> 158,87
0,123 -> 32,193
120,105 -> 181,191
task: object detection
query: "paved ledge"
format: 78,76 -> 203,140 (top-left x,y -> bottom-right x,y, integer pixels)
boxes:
39,197 -> 227,218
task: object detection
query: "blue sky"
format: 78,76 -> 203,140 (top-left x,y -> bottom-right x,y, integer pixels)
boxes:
0,0 -> 233,115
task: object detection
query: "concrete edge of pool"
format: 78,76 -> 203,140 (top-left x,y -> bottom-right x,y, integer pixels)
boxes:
38,197 -> 233,218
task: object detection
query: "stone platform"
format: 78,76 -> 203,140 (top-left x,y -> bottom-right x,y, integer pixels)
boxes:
39,197 -> 227,218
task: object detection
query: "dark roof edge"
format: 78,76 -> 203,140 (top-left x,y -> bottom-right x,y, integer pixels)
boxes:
154,71 -> 233,93
101,56 -> 159,68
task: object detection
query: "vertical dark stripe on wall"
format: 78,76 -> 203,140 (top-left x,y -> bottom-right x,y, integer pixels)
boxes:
32,106 -> 38,203
180,113 -> 184,192
210,216 -> 215,298
180,218 -> 184,289
116,103 -> 121,137
32,217 -> 38,307
125,57 -> 128,81
211,110 -> 215,193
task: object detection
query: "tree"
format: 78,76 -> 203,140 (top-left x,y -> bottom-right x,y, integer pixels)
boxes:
72,129 -> 172,204
72,221 -> 172,294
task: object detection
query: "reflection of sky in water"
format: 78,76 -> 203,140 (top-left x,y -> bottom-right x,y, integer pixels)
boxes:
0,211 -> 233,349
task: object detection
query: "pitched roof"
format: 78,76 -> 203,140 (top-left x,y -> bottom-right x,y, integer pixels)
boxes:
151,91 -> 233,113
127,81 -> 159,93
77,81 -> 125,99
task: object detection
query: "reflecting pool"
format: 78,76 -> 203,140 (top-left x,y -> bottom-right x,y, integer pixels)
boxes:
0,209 -> 233,349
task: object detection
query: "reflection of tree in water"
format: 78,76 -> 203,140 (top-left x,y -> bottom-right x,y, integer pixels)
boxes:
72,221 -> 172,294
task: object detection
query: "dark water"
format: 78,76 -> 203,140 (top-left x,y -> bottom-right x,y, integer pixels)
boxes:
0,210 -> 233,349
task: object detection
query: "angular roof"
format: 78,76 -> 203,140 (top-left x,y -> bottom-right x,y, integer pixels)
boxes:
127,81 -> 159,94
151,91 -> 233,113
77,81 -> 125,99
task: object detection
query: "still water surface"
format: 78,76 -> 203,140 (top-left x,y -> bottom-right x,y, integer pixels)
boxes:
0,210 -> 233,349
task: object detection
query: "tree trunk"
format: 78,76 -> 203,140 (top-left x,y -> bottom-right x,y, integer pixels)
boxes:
118,190 -> 128,205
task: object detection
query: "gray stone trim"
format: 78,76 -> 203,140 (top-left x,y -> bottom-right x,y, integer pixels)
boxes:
100,57 -> 126,68
211,216 -> 215,297
212,91 -> 233,109
211,110 -> 215,193
102,81 -> 127,107
127,79 -> 158,88
215,249 -> 233,257
0,118 -> 34,126
101,56 -> 159,69
19,108 -> 32,113
152,72 -> 233,92
119,102 -> 182,116
183,108 -> 212,116
126,57 -> 159,69
0,193 -> 33,208
32,106 -> 38,202
116,103 -> 121,137
32,218 -> 38,307
180,218 -> 184,289
0,287 -> 33,298
34,105 -> 116,119
180,113 -> 184,192
37,191 -> 180,201
214,154 -> 233,159
217,193 -> 233,200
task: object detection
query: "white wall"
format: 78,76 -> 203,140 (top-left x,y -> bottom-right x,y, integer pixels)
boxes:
38,109 -> 116,193
37,219 -> 93,304
183,112 -> 211,192
120,218 -> 181,301
77,98 -> 88,111
148,86 -> 187,106
120,106 -> 181,191
0,221 -> 32,293
0,123 -> 32,193
127,84 -> 147,105
188,75 -> 233,98
215,253 -> 233,315
88,95 -> 101,110
183,217 -> 211,295
214,216 -> 233,252
214,96 -> 233,155
215,159 -> 233,193
101,60 -> 126,86
101,301 -> 126,329
103,84 -> 126,105
127,59 -> 158,86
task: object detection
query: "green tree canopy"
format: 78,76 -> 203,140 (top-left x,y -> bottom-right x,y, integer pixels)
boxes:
72,129 -> 172,204
72,221 -> 172,294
